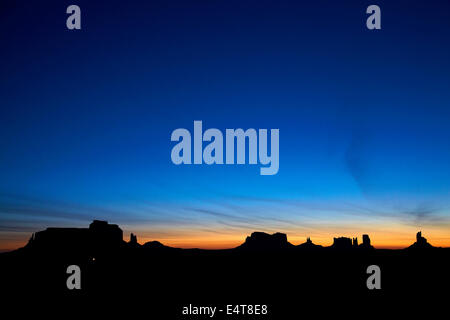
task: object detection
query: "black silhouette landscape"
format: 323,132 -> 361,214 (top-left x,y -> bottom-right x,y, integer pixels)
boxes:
17,220 -> 437,252
1,220 -> 449,317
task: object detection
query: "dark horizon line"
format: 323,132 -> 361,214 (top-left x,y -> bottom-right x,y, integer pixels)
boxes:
2,220 -> 447,253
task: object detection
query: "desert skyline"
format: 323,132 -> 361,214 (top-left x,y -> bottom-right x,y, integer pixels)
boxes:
1,1 -> 450,253
2,214 -> 450,252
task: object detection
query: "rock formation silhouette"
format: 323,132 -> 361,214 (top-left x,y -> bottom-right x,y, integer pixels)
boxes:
331,237 -> 353,249
359,234 -> 373,249
297,237 -> 322,250
128,232 -> 140,248
238,232 -> 293,250
408,231 -> 434,249
2,221 -> 448,319
26,220 -> 123,254
21,221 -> 434,254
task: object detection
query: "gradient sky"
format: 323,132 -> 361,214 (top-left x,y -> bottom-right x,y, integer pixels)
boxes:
1,0 -> 450,251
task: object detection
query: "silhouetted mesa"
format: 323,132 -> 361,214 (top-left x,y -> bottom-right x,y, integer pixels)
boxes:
1,220 -> 448,313
332,235 -> 373,250
26,220 -> 123,254
15,220 -> 436,254
408,231 -> 434,249
331,237 -> 353,250
238,232 -> 294,250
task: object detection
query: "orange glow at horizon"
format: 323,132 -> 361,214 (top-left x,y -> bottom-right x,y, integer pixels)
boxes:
133,233 -> 450,250
127,223 -> 450,250
2,224 -> 450,252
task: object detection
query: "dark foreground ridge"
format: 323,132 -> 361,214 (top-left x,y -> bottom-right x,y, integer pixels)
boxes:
1,220 -> 449,316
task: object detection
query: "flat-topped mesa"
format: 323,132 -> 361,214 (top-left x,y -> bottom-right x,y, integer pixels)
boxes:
331,237 -> 353,250
238,232 -> 293,250
332,235 -> 373,250
27,220 -> 123,253
89,220 -> 123,249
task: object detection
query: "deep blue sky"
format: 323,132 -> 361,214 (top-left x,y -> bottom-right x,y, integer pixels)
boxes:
1,0 -> 450,249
